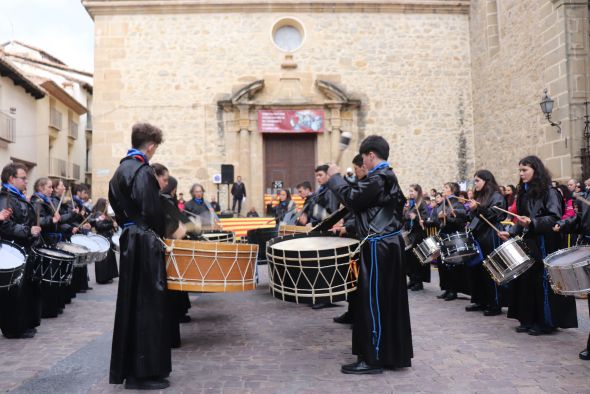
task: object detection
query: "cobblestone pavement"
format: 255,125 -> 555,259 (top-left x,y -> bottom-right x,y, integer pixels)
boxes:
2,264 -> 590,394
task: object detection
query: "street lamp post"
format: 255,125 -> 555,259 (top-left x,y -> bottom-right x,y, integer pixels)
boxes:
540,88 -> 562,134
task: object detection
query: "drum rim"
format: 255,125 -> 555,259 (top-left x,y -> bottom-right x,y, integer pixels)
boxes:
543,245 -> 590,267
267,231 -> 359,251
33,246 -> 77,260
0,239 -> 27,258
55,242 -> 91,254
440,231 -> 473,241
488,235 -> 525,259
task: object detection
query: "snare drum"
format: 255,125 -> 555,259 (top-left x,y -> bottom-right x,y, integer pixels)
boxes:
483,236 -> 533,285
55,242 -> 91,267
439,232 -> 479,265
70,234 -> 102,263
199,230 -> 235,243
413,235 -> 441,265
0,241 -> 27,290
165,239 -> 258,292
31,247 -> 75,286
266,232 -> 358,304
401,230 -> 412,251
544,246 -> 590,296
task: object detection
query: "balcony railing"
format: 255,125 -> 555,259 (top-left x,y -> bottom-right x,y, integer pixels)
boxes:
0,111 -> 15,143
49,157 -> 67,178
68,120 -> 78,139
49,108 -> 62,130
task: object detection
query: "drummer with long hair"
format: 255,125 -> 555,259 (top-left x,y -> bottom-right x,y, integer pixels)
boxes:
274,189 -> 297,226
403,184 -> 430,291
465,170 -> 506,316
89,198 -> 119,284
498,155 -> 577,335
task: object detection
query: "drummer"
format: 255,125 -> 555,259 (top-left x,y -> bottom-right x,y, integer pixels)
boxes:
403,184 -> 430,292
327,135 -> 413,374
0,163 -> 42,339
464,170 -> 506,316
88,198 -> 119,285
295,181 -> 314,226
184,183 -> 219,229
498,155 -> 577,335
554,189 -> 590,359
311,164 -> 340,226
31,177 -> 66,319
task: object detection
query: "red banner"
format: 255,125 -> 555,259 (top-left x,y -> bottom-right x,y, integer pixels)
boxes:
258,109 -> 325,133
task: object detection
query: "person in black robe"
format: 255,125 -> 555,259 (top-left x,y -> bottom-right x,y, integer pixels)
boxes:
311,164 -> 340,226
464,170 -> 506,316
0,163 -> 42,339
327,135 -> 412,374
295,181 -> 314,226
30,177 -> 65,318
432,182 -> 470,301
403,184 -> 431,291
71,184 -> 93,293
554,192 -> 590,359
184,183 -> 218,230
108,123 -> 171,390
499,155 -> 577,336
89,198 -> 119,284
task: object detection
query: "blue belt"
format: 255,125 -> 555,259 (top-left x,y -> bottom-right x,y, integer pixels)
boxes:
123,221 -> 136,229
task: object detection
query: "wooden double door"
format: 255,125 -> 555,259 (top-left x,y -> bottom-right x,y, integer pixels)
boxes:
263,133 -> 316,192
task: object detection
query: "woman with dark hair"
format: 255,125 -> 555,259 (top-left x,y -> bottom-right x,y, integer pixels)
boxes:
505,184 -> 516,207
433,182 -> 470,301
89,198 -> 119,284
465,170 -> 506,316
498,155 -> 577,335
274,189 -> 297,225
403,184 -> 430,291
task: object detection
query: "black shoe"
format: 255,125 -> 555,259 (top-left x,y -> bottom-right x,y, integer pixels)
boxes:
87,287 -> 93,291
179,315 -> 191,323
125,377 -> 170,390
407,281 -> 416,289
515,325 -> 530,333
20,329 -> 36,339
333,312 -> 353,324
444,292 -> 457,301
341,360 -> 383,375
579,349 -> 590,360
483,307 -> 502,316
528,325 -> 553,336
465,304 -> 485,312
437,291 -> 450,299
311,302 -> 337,310
78,289 -> 86,293
410,283 -> 423,291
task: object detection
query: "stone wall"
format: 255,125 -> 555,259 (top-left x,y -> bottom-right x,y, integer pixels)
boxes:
90,6 -> 474,209
470,0 -> 590,185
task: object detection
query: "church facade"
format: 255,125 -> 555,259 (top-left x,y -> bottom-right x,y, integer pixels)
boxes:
83,0 -> 589,211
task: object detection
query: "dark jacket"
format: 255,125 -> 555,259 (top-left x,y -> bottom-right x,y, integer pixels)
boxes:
509,187 -> 562,241
30,194 -> 60,235
558,197 -> 590,239
432,197 -> 468,234
468,191 -> 506,254
0,187 -> 37,247
403,200 -> 429,248
231,182 -> 246,199
184,199 -> 215,227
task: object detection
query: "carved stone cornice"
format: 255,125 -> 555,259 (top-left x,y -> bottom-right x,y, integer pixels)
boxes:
83,0 -> 470,18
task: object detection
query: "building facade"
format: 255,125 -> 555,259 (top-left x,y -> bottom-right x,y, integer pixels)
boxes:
84,0 -> 590,211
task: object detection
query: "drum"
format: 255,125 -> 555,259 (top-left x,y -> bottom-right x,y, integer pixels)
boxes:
55,242 -> 91,268
89,234 -> 111,261
544,246 -> 590,296
31,247 -> 75,285
401,230 -> 412,251
199,230 -> 235,243
111,228 -> 122,252
165,239 -> 258,292
70,234 -> 101,263
483,236 -> 533,285
246,227 -> 278,264
278,225 -> 309,236
266,232 -> 358,304
439,232 -> 479,265
413,235 -> 441,265
0,241 -> 27,290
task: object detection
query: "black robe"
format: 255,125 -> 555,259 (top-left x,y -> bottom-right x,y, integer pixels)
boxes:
403,200 -> 431,284
432,198 -> 470,296
327,165 -> 412,368
467,191 -> 506,308
308,187 -> 339,226
507,187 -> 577,329
0,188 -> 41,337
184,199 -> 216,228
108,155 -> 171,383
89,214 -> 119,284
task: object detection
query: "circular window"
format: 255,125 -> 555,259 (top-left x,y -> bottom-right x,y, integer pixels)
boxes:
272,18 -> 305,52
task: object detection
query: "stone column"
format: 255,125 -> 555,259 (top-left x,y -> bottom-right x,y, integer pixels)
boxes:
329,104 -> 342,163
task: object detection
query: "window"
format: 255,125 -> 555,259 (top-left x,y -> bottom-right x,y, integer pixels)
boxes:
272,18 -> 305,52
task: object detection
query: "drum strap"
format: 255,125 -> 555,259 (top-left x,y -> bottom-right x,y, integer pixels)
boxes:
538,236 -> 554,328
466,239 -> 484,267
367,230 -> 401,360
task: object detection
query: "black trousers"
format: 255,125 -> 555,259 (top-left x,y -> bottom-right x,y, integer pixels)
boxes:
232,197 -> 242,214
587,298 -> 590,350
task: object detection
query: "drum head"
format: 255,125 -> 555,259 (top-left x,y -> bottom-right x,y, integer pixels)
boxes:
89,234 -> 110,252
0,242 -> 26,269
71,235 -> 101,252
36,248 -> 75,259
56,242 -> 90,255
271,236 -> 358,252
545,247 -> 590,267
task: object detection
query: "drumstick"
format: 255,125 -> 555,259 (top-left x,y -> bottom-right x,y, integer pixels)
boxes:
478,214 -> 502,234
413,204 -> 425,230
55,191 -> 66,214
492,205 -> 525,220
451,195 -> 480,205
76,214 -> 91,229
445,196 -> 456,217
